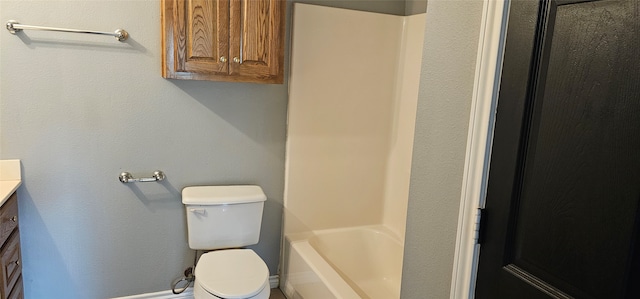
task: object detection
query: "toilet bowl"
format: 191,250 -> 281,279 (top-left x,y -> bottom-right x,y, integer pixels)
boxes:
193,249 -> 270,299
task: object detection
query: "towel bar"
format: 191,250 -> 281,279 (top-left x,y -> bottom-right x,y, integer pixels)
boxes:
6,20 -> 129,41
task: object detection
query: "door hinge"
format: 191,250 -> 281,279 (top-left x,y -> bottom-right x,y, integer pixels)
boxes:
475,208 -> 487,244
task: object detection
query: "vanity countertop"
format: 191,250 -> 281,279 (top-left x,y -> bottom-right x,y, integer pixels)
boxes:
0,160 -> 21,206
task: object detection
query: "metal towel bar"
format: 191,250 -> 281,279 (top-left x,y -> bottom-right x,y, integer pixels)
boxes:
119,171 -> 166,183
6,20 -> 129,41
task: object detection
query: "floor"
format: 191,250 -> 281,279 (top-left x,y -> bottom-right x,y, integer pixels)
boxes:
271,288 -> 287,299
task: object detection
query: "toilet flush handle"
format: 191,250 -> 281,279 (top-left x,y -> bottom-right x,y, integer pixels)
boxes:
188,208 -> 206,215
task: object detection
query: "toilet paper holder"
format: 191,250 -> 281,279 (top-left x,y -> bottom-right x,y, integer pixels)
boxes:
119,170 -> 166,183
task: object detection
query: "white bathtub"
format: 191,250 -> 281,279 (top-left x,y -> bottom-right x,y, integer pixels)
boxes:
282,226 -> 404,299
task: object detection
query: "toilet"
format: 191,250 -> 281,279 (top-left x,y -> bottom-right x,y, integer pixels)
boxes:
182,185 -> 270,299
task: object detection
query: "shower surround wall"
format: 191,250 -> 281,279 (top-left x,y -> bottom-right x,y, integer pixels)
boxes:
285,4 -> 424,245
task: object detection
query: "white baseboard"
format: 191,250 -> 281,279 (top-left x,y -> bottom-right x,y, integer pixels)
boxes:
111,275 -> 279,299
270,274 -> 280,288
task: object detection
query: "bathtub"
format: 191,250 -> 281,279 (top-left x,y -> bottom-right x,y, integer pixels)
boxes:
282,226 -> 404,299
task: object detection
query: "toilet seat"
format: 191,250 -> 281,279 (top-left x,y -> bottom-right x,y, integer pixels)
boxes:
195,249 -> 269,299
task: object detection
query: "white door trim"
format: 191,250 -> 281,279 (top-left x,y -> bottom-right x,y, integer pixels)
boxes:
450,0 -> 510,298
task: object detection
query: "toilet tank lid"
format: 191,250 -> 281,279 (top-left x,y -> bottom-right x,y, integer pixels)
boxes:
182,185 -> 266,205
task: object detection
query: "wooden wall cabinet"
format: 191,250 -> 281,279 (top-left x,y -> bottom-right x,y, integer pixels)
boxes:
0,194 -> 22,299
162,0 -> 285,84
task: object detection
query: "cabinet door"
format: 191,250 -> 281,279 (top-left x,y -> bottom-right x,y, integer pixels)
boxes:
163,0 -> 229,79
229,0 -> 285,83
0,232 -> 21,299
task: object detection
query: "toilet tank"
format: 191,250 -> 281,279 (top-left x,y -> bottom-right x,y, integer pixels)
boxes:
182,185 -> 267,250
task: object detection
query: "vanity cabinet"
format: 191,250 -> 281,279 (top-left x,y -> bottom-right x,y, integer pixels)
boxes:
162,0 -> 285,84
0,193 -> 21,299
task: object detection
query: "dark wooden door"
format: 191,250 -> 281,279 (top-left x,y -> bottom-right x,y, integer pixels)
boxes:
475,0 -> 640,298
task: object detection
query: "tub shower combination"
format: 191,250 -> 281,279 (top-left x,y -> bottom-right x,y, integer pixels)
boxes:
282,4 -> 425,298
280,3 -> 425,299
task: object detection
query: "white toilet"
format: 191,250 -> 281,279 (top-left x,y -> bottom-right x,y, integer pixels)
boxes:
182,185 -> 270,299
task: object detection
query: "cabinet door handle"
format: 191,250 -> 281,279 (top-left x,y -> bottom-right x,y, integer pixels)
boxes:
233,57 -> 241,63
219,56 -> 227,63
10,216 -> 17,222
13,260 -> 19,266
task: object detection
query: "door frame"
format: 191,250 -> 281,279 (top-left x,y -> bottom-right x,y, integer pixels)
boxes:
450,0 -> 510,298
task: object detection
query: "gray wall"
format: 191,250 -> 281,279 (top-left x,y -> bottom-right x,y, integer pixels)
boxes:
0,0 -> 406,298
0,1 -> 286,298
406,0 -> 428,15
401,0 -> 484,298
